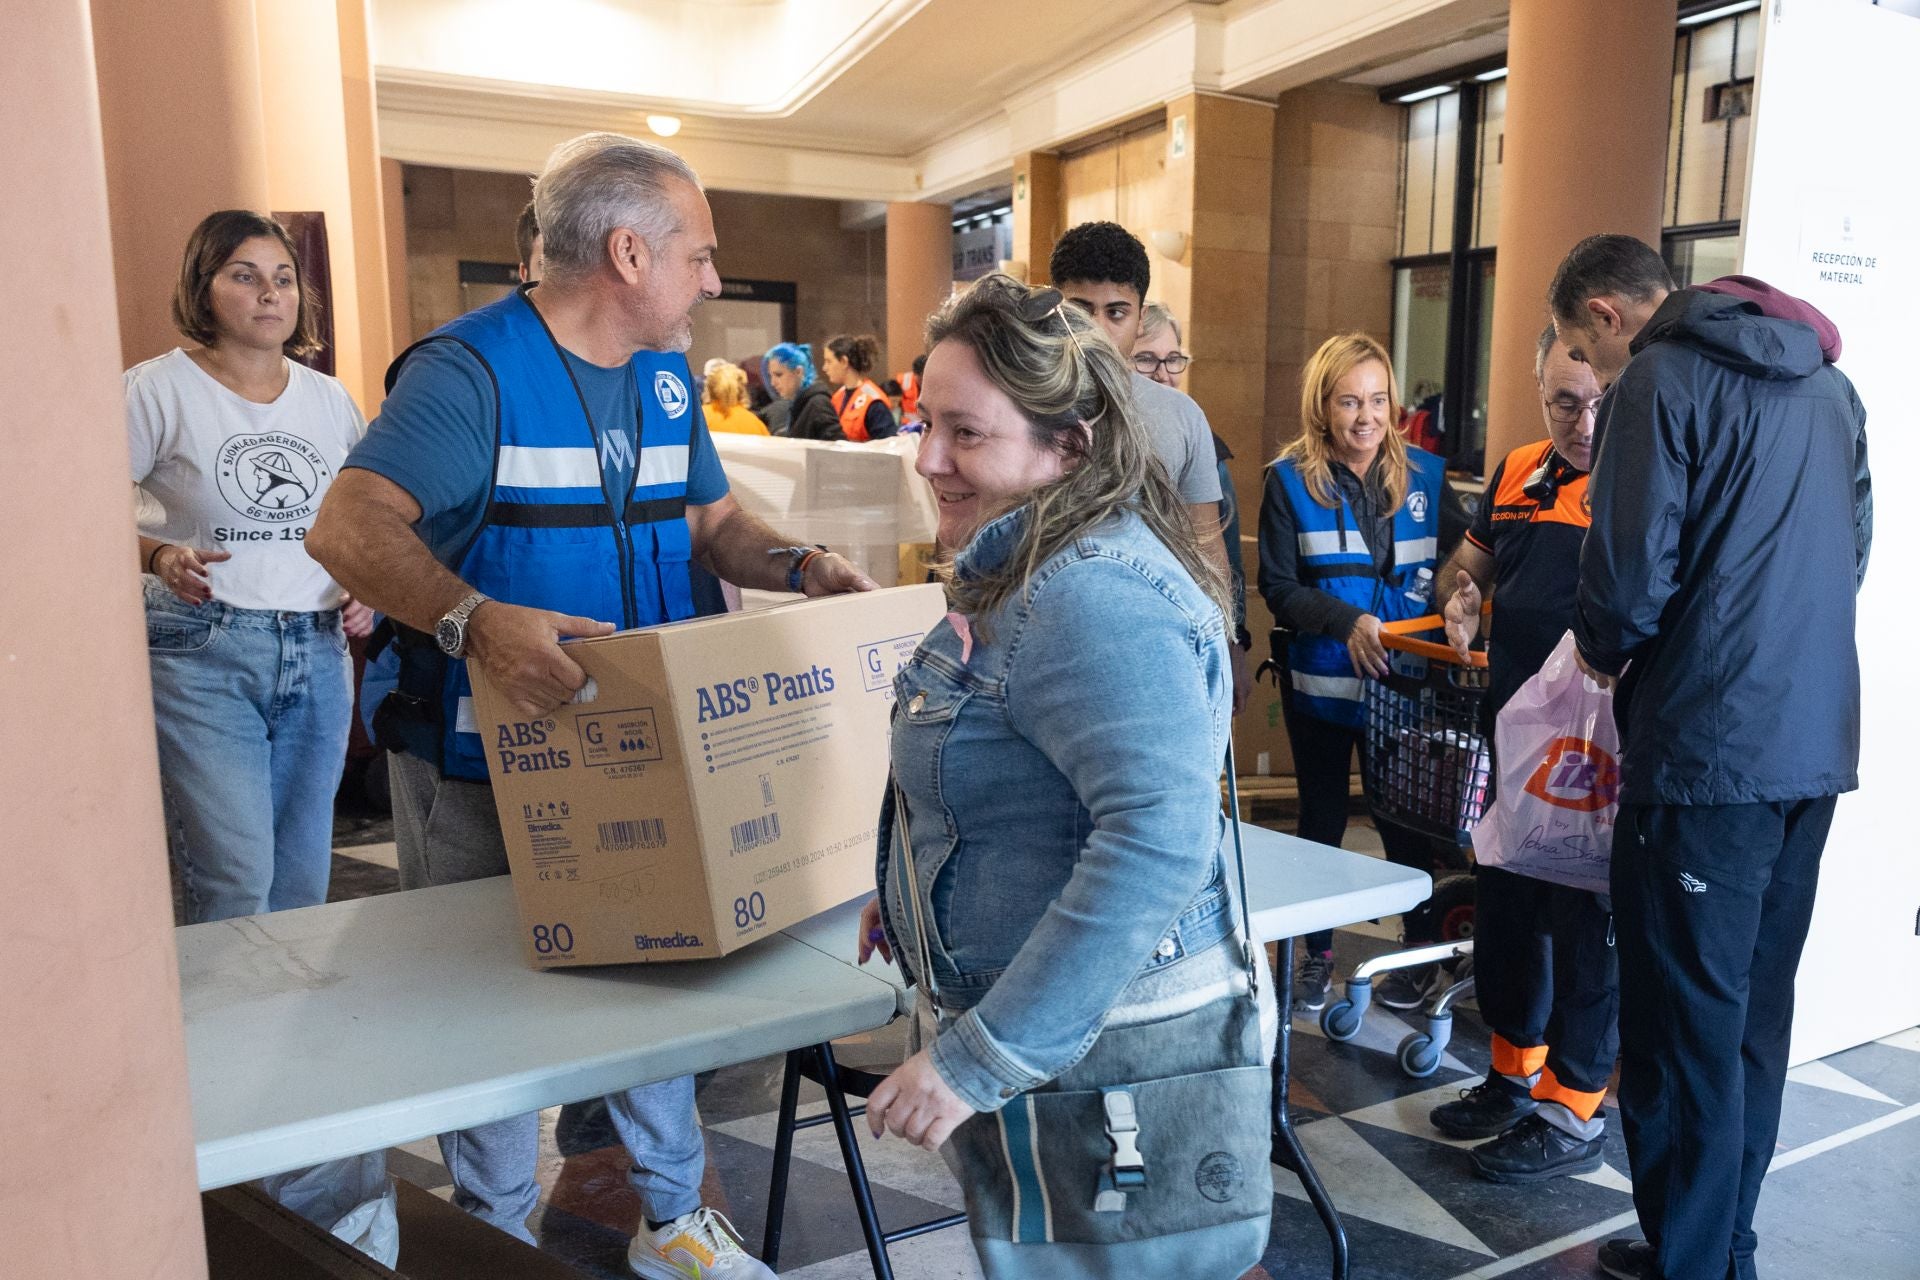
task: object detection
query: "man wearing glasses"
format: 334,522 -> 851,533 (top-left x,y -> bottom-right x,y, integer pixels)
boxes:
1427,326 -> 1618,1185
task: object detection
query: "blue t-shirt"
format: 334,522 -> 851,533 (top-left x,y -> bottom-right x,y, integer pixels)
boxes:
346,339 -> 729,567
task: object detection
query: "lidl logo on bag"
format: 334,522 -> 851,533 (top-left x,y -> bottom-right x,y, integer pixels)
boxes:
1522,736 -> 1621,812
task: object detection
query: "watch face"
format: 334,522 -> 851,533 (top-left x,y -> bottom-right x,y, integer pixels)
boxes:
436,617 -> 462,655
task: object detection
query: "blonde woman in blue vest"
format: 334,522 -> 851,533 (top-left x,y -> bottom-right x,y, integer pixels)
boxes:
1256,333 -> 1468,1014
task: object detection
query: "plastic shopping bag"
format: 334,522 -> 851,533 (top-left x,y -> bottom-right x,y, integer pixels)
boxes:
1471,632 -> 1621,893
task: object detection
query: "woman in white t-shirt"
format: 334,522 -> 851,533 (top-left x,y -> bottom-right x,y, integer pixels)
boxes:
130,210 -> 372,924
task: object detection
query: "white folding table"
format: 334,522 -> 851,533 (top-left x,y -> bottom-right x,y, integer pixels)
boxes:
178,876 -> 900,1191
178,825 -> 1424,1280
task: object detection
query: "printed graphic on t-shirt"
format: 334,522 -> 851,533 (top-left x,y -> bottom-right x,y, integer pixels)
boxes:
216,431 -> 333,523
599,427 -> 636,476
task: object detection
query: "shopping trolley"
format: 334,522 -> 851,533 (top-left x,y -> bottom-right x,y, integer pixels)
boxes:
1320,609 -> 1491,1077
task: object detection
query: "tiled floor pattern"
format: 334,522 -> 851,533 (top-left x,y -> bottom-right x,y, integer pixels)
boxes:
324,816 -> 1920,1279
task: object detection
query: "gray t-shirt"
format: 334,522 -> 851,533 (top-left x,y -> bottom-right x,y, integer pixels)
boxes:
1130,371 -> 1221,504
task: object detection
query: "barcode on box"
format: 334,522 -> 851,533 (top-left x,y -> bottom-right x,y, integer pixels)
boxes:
599,819 -> 666,851
730,812 -> 781,854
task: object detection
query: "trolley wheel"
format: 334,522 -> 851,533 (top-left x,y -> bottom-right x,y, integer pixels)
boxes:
1322,1000 -> 1363,1042
1398,1033 -> 1443,1078
1431,874 -> 1477,943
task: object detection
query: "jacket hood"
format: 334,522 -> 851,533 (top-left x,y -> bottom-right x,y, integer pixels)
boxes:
1695,275 -> 1842,361
1632,287 -> 1826,382
791,380 -> 832,405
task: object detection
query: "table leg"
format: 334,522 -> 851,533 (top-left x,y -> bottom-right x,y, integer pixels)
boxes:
1270,935 -> 1351,1280
760,1048 -> 805,1267
815,1043 -> 896,1280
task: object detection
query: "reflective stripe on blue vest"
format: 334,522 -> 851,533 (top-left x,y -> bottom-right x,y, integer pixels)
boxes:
1273,447 -> 1445,727
394,287 -> 701,780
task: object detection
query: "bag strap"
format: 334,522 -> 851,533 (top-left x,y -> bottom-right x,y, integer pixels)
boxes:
889,775 -> 942,1010
1221,739 -> 1261,1002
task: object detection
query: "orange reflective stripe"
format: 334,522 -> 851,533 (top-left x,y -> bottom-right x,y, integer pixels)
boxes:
1533,1064 -> 1607,1120
1490,1033 -> 1549,1079
1491,441 -> 1554,507
1487,438 -> 1592,531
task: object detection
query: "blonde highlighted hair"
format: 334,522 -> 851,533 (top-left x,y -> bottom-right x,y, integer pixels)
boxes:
924,274 -> 1230,630
1280,332 -> 1410,513
702,360 -> 749,413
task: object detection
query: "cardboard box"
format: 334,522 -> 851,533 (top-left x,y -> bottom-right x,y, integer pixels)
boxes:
470,584 -> 947,968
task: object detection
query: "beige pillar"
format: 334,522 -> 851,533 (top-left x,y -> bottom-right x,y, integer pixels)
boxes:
337,0 -> 395,407
2,3 -> 208,1275
381,158 -> 414,349
1485,0 -> 1675,466
1009,151 -> 1062,286
1265,84 -> 1402,466
883,201 -> 953,376
254,0 -> 371,409
1169,93 -> 1277,528
92,0 -> 271,367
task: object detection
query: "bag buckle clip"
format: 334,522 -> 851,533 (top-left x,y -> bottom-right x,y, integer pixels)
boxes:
1094,1088 -> 1146,1211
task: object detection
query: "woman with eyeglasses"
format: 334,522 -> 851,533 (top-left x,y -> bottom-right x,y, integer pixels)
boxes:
1256,332 -> 1469,1017
857,275 -> 1275,1277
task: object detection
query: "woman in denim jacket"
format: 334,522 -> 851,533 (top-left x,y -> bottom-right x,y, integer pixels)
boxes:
857,275 -> 1276,1276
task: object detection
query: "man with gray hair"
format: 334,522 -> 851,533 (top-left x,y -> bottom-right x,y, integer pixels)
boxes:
1426,326 -> 1616,1184
312,132 -> 865,1278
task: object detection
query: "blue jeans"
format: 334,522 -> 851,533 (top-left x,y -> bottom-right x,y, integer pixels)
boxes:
387,750 -> 706,1242
145,583 -> 351,922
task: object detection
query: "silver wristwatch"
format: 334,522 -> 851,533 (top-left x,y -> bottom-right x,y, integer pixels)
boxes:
435,591 -> 490,658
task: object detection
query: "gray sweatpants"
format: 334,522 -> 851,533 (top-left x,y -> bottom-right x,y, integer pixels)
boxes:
386,750 -> 706,1242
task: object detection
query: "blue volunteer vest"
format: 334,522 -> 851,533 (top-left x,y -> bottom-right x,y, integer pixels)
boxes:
1273,447 -> 1445,727
392,286 -> 699,780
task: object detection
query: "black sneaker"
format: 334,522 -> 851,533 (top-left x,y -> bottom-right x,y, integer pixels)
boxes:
1430,1077 -> 1539,1139
1375,963 -> 1444,1011
1469,1114 -> 1605,1184
1293,952 -> 1335,1013
1596,1237 -> 1652,1279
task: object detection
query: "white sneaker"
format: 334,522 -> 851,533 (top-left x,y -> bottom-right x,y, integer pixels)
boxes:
627,1206 -> 774,1280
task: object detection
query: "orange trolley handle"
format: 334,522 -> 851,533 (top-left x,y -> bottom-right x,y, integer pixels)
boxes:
1377,600 -> 1492,670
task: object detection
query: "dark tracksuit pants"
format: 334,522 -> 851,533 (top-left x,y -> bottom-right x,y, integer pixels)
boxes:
1473,864 -> 1618,1119
1612,797 -> 1837,1280
1279,679 -> 1435,954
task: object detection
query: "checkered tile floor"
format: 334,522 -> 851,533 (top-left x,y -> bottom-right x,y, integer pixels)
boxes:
327,820 -> 1920,1279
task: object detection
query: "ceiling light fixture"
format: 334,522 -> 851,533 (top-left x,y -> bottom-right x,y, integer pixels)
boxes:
1680,1 -> 1759,25
1393,84 -> 1454,104
646,114 -> 683,138
1474,67 -> 1509,82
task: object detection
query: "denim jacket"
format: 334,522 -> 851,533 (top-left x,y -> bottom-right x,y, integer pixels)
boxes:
877,505 -> 1234,1113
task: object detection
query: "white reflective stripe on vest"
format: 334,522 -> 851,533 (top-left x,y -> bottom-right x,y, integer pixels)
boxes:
1393,536 -> 1438,565
454,696 -> 479,735
633,444 -> 690,490
493,443 -> 692,493
495,445 -> 600,490
1291,671 -> 1365,702
1297,528 -> 1369,559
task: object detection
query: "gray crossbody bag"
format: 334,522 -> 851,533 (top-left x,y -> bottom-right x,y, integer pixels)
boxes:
892,743 -> 1273,1277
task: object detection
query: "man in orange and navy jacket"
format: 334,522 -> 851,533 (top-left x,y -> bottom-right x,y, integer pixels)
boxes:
1427,325 -> 1618,1184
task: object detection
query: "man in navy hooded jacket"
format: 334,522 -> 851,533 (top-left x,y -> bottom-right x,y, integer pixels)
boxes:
1547,235 -> 1872,1280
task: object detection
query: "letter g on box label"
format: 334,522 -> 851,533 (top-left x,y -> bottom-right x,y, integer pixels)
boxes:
859,633 -> 923,693
575,707 -> 665,767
